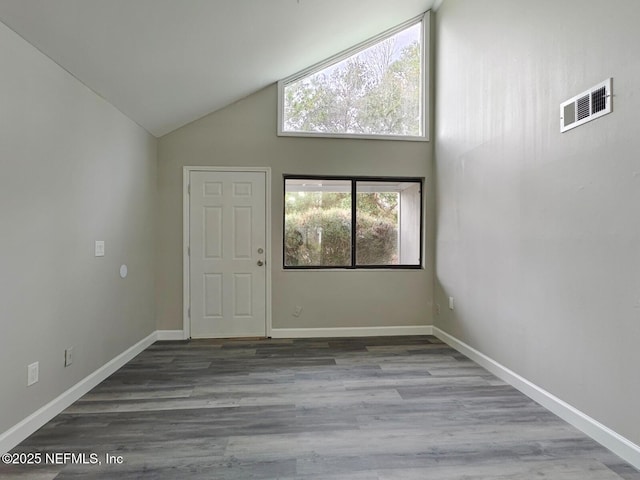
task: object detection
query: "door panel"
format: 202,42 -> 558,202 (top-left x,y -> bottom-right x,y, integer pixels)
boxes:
233,206 -> 252,259
204,207 -> 222,258
190,171 -> 266,338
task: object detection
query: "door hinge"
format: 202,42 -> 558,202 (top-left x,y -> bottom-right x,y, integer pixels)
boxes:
188,246 -> 190,256
187,184 -> 191,195
188,307 -> 190,318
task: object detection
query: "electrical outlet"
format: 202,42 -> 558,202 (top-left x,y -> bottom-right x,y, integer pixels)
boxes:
293,305 -> 303,317
27,362 -> 39,386
64,347 -> 73,367
449,297 -> 455,310
435,304 -> 441,315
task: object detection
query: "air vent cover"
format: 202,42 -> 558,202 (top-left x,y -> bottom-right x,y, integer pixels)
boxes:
560,78 -> 612,132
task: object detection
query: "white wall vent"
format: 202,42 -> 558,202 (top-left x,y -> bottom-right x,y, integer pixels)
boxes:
560,78 -> 612,132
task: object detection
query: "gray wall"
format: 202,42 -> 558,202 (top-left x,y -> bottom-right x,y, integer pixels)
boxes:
157,85 -> 434,331
434,0 -> 640,445
0,22 -> 157,433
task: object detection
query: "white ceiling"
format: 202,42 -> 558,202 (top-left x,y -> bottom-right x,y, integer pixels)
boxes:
0,0 -> 435,137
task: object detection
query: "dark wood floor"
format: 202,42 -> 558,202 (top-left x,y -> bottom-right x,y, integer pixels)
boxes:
2,336 -> 639,479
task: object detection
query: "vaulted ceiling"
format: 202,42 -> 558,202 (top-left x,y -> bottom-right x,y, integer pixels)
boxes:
0,0 -> 436,137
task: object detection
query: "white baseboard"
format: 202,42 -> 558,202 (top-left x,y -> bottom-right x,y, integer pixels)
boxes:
156,330 -> 187,341
432,326 -> 640,470
271,325 -> 433,338
0,331 -> 157,455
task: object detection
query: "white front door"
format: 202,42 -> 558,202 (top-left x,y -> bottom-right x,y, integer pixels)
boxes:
189,170 -> 267,338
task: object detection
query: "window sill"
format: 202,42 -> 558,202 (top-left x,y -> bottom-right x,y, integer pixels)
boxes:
277,131 -> 429,142
281,266 -> 425,272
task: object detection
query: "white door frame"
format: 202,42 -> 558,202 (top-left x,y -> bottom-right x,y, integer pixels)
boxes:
183,166 -> 272,339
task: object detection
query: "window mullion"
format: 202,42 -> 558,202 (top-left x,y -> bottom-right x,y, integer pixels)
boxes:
351,179 -> 357,268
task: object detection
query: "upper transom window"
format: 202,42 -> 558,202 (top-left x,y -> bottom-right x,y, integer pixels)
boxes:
278,12 -> 429,141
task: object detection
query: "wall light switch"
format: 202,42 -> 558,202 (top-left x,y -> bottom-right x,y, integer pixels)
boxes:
95,240 -> 105,257
448,297 -> 455,310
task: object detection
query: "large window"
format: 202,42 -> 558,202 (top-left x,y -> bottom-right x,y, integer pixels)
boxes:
278,12 -> 429,141
284,176 -> 422,269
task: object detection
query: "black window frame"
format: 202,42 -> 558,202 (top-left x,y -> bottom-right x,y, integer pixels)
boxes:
283,174 -> 424,270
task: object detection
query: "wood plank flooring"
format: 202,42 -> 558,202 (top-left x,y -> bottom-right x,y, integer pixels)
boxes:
2,336 -> 639,479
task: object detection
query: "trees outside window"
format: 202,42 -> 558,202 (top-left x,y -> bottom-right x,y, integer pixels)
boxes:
278,14 -> 428,140
284,177 -> 422,268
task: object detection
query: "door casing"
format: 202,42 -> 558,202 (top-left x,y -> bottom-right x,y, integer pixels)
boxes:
183,166 -> 272,339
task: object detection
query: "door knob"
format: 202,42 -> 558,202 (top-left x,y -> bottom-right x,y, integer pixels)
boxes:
257,260 -> 264,266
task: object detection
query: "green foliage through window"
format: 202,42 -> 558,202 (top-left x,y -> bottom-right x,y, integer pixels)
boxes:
284,178 -> 422,268
279,14 -> 427,139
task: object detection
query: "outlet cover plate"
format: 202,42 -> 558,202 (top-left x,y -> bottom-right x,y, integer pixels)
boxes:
65,347 -> 73,367
27,362 -> 39,386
